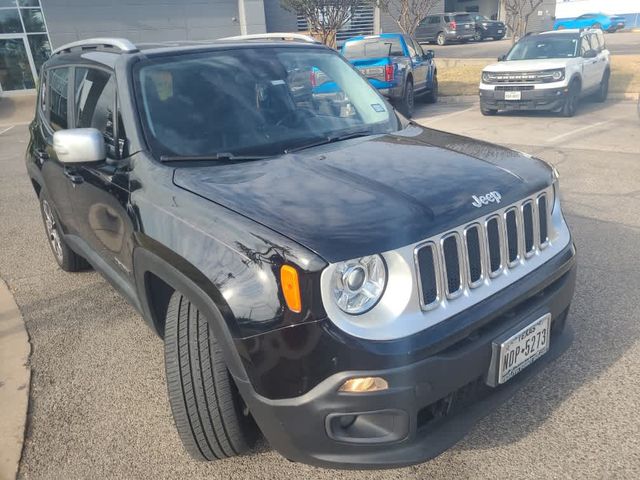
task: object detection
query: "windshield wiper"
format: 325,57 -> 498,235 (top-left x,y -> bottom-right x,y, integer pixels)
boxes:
159,153 -> 272,163
284,130 -> 376,154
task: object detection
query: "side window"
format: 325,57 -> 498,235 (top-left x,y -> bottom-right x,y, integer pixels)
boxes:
74,68 -> 118,157
48,68 -> 70,131
580,36 -> 591,56
598,31 -> 606,51
429,16 -> 440,25
405,38 -> 416,57
39,69 -> 47,113
414,40 -> 425,57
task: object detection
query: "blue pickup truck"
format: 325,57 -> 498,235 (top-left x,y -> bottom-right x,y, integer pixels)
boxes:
341,33 -> 438,117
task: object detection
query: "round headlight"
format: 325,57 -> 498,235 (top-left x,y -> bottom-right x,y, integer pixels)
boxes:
482,71 -> 492,83
552,69 -> 564,80
332,255 -> 387,315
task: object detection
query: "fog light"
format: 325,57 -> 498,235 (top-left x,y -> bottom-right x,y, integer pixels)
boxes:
339,377 -> 388,393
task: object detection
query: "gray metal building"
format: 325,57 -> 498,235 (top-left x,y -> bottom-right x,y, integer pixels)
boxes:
0,0 -> 555,95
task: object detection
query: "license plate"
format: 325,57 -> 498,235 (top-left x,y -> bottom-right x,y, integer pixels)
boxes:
498,29 -> 503,33
505,91 -> 522,101
495,314 -> 551,384
465,24 -> 470,29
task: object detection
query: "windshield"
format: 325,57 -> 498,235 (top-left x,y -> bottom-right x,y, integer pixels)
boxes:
134,47 -> 399,158
343,38 -> 404,59
506,36 -> 579,60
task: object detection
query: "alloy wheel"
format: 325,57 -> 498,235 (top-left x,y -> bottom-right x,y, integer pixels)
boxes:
42,199 -> 63,263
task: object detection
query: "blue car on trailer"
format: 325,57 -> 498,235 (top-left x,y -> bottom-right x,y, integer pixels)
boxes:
341,33 -> 438,118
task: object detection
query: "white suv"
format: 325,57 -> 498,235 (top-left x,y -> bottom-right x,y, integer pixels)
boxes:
479,29 -> 610,117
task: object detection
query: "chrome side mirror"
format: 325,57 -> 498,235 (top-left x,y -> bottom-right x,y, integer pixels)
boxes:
53,128 -> 106,164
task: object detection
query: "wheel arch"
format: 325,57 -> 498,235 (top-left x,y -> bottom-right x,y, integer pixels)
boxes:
133,239 -> 249,382
568,74 -> 582,90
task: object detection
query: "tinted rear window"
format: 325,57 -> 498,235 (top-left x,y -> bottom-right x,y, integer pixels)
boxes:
343,38 -> 404,59
455,14 -> 473,22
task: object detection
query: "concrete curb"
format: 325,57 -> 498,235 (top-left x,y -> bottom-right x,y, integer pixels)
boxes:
0,279 -> 31,480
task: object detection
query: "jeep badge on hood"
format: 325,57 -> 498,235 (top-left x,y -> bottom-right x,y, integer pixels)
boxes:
471,191 -> 502,208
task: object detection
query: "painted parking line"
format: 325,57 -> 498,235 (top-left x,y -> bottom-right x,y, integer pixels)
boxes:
546,120 -> 614,144
0,125 -> 15,136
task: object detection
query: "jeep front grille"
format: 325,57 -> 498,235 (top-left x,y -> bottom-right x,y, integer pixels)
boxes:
415,191 -> 551,310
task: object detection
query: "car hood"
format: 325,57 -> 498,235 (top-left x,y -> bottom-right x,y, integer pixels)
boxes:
484,59 -> 571,72
173,125 -> 552,263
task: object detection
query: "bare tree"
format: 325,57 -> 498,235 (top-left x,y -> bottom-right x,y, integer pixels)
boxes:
504,0 -> 543,43
281,0 -> 362,47
372,0 -> 440,36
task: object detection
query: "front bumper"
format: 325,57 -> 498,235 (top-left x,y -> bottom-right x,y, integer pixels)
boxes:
478,27 -> 505,38
480,86 -> 569,111
234,242 -> 577,469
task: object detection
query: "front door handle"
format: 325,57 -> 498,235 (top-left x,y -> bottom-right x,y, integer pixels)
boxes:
63,168 -> 84,184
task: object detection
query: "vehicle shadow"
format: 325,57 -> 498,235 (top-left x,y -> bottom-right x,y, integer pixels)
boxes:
456,210 -> 640,451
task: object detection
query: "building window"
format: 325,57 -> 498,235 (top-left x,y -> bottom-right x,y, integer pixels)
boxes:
0,0 -> 51,91
0,9 -> 22,33
20,7 -> 45,32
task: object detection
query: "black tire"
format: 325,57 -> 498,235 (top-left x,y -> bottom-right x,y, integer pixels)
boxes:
397,79 -> 414,117
595,70 -> 610,102
425,74 -> 438,104
38,190 -> 90,272
473,30 -> 483,42
480,104 -> 498,116
561,80 -> 580,117
164,291 -> 257,461
436,32 -> 446,46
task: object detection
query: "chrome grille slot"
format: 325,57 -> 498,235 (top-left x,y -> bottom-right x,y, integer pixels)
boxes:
522,201 -> 535,255
505,208 -> 519,266
414,187 -> 556,312
441,234 -> 463,297
537,194 -> 549,247
486,217 -> 502,275
415,243 -> 439,308
464,225 -> 483,287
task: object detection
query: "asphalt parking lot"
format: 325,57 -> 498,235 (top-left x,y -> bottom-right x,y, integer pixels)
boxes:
1,98 -> 640,479
427,30 -> 640,58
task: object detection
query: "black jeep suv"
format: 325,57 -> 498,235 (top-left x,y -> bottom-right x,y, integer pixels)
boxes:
26,37 -> 576,469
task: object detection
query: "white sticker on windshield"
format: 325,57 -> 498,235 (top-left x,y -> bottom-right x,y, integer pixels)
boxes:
371,103 -> 386,113
271,79 -> 286,85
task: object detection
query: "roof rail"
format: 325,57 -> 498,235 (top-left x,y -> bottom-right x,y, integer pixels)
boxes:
52,37 -> 138,56
218,33 -> 320,44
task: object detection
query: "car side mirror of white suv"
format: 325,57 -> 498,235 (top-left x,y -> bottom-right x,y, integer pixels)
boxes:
583,49 -> 598,59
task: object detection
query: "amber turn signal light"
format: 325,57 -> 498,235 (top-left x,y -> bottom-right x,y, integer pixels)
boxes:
339,377 -> 388,393
280,265 -> 302,313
